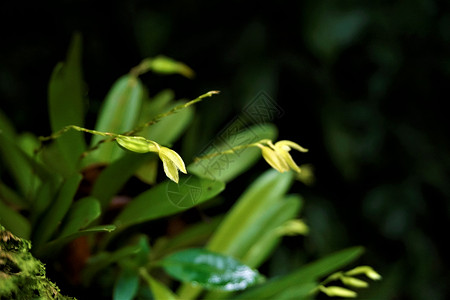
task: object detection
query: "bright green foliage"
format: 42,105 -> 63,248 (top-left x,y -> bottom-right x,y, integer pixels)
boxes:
161,248 -> 264,291
0,34 -> 380,300
0,225 -> 75,300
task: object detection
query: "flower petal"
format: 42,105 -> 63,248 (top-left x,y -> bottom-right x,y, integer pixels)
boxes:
277,149 -> 301,173
261,146 -> 289,173
159,147 -> 187,174
161,158 -> 180,183
276,140 -> 308,153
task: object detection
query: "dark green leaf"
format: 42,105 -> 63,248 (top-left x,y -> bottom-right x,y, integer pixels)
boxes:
36,225 -> 116,258
90,75 -> 144,164
48,32 -> 86,173
58,196 -> 101,238
161,248 -> 264,291
235,246 -> 365,299
113,175 -> 224,230
113,267 -> 140,300
32,173 -> 82,249
82,243 -> 142,285
91,152 -> 155,210
0,200 -> 31,239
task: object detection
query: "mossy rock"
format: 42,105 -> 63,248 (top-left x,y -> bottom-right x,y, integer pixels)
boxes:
0,225 -> 75,300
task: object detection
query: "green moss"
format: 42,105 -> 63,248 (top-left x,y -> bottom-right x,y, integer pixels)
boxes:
0,225 -> 75,300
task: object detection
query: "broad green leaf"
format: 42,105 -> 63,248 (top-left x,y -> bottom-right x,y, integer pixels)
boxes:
240,195 -> 303,268
90,75 -> 144,164
36,225 -> 116,258
58,196 -> 101,238
39,140 -> 75,178
32,173 -> 82,249
0,133 -> 54,199
161,248 -> 264,291
91,152 -> 156,210
113,175 -> 225,231
235,246 -> 365,299
113,267 -> 140,300
207,169 -> 293,257
274,282 -> 316,300
0,200 -> 31,239
48,32 -> 86,173
188,123 -> 278,183
142,273 -> 179,300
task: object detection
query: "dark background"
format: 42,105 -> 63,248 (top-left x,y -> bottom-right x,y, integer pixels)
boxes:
1,1 -> 450,299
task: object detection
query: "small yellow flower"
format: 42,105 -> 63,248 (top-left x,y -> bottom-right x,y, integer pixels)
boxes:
116,135 -> 187,183
257,140 -> 308,173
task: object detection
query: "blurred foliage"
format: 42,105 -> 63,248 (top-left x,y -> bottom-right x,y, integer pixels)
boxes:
1,0 -> 450,299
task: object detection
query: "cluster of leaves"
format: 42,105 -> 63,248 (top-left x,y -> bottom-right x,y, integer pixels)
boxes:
0,33 -> 380,299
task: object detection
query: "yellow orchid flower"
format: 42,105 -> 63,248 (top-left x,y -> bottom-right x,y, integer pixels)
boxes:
116,135 -> 187,183
257,139 -> 308,174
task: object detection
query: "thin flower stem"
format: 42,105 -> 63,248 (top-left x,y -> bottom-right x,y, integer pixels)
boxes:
126,90 -> 220,136
194,142 -> 260,162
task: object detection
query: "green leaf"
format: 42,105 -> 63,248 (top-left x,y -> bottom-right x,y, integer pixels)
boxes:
30,178 -> 62,226
82,243 -> 142,285
91,152 -> 155,210
240,195 -> 303,268
0,200 -> 31,239
161,248 -> 264,291
113,175 -> 225,231
113,267 -> 140,300
90,75 -> 144,164
0,133 -> 42,198
36,225 -> 116,259
57,196 -> 101,238
235,246 -> 365,299
0,181 -> 28,209
32,173 -> 83,250
207,169 -> 293,258
48,32 -> 86,173
188,123 -> 278,182
0,108 -> 16,139
141,271 -> 179,300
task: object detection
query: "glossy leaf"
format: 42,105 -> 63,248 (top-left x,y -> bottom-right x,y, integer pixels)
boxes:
113,175 -> 224,231
32,173 -> 83,249
48,32 -> 86,173
90,75 -> 144,163
30,177 -> 62,226
58,196 -> 101,238
235,246 -> 365,299
113,267 -> 140,300
161,248 -> 264,291
188,123 -> 278,183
